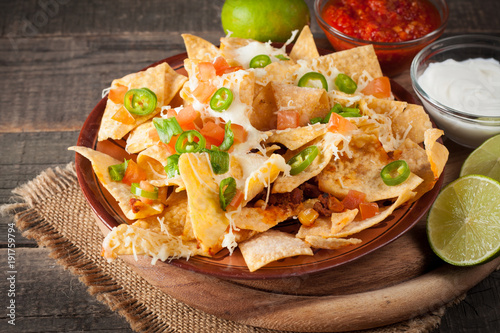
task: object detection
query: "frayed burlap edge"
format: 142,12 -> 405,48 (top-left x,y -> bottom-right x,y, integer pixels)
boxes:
1,163 -> 177,333
2,162 -> 495,333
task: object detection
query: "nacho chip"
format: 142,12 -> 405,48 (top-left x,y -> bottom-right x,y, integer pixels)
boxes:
69,146 -> 164,219
99,63 -> 187,141
242,153 -> 290,203
239,229 -> 313,272
251,81 -> 330,130
296,208 -> 358,238
140,190 -> 191,239
101,221 -> 199,264
424,128 -> 448,179
302,45 -> 382,83
317,134 -> 423,202
178,153 -> 229,255
232,205 -> 295,232
305,236 -> 362,250
135,144 -> 186,190
392,104 -> 433,144
265,123 -> 329,150
182,34 -> 220,62
273,132 -> 345,193
333,188 -> 415,238
289,25 -> 319,61
126,120 -> 158,154
254,61 -> 301,89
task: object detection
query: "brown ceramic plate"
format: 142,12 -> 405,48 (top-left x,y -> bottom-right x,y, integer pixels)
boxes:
74,47 -> 444,280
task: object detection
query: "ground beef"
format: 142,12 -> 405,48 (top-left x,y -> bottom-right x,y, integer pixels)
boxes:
268,188 -> 303,208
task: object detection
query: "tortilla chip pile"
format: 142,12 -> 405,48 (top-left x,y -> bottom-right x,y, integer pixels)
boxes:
71,27 -> 448,272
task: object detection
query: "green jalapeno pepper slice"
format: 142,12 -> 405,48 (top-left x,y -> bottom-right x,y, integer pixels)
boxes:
335,73 -> 357,94
130,182 -> 158,200
287,145 -> 319,175
210,87 -> 233,111
123,88 -> 157,115
298,72 -> 328,91
380,160 -> 410,186
249,54 -> 272,68
175,130 -> 206,153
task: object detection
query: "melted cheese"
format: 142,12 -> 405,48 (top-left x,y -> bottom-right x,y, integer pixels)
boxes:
233,30 -> 298,69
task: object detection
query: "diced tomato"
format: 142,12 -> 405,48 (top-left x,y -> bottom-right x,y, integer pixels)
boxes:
229,189 -> 244,208
213,56 -> 232,76
192,83 -> 217,104
122,160 -> 147,186
165,109 -> 177,118
108,84 -> 128,104
198,62 -> 216,81
361,77 -> 391,98
231,123 -> 247,144
176,105 -> 199,130
111,106 -> 135,125
167,134 -> 179,151
200,121 -> 225,146
342,190 -> 367,210
277,110 -> 300,130
213,56 -> 243,75
359,202 -> 380,220
328,112 -> 358,134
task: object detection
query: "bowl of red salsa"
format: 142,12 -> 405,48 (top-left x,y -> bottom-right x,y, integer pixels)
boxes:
314,0 -> 449,76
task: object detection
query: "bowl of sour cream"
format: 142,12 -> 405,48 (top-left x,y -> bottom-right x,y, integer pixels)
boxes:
411,34 -> 500,148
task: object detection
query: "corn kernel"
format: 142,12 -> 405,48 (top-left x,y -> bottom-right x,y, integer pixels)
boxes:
298,208 -> 319,226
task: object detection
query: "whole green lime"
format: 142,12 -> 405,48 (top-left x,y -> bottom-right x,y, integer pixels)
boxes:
221,0 -> 311,43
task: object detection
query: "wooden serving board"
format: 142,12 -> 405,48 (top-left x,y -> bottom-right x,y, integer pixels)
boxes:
94,139 -> 500,332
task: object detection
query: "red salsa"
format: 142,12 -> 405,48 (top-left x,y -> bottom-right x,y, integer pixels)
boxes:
323,0 -> 441,43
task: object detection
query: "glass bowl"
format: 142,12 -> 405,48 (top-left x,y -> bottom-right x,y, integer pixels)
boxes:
411,34 -> 500,148
314,0 -> 449,77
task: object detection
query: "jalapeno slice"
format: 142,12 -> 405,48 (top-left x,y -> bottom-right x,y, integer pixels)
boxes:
210,87 -> 233,111
218,121 -> 234,151
123,88 -> 157,115
380,160 -> 410,186
130,182 -> 158,200
298,72 -> 328,91
175,130 -> 206,153
287,145 -> 319,175
249,54 -> 272,68
335,73 -> 357,94
275,54 -> 290,61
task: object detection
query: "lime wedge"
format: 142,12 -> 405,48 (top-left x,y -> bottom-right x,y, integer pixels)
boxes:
427,174 -> 500,266
460,133 -> 500,182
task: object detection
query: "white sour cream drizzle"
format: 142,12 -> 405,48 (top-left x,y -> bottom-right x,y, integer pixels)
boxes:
418,58 -> 500,116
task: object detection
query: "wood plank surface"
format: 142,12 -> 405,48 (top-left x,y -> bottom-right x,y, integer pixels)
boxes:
1,0 -> 500,332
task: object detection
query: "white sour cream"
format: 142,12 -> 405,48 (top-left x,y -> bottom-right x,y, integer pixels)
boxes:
418,58 -> 500,117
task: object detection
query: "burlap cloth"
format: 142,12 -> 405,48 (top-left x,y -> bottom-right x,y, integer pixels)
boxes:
2,162 -> 469,333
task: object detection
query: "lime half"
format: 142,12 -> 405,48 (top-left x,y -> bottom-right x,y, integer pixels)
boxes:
460,133 -> 500,182
427,174 -> 500,266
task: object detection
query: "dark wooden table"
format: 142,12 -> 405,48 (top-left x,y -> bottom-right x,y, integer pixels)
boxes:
1,0 -> 499,332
